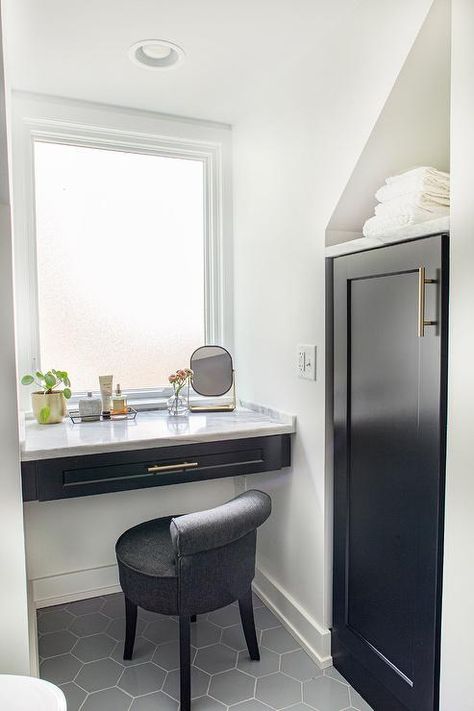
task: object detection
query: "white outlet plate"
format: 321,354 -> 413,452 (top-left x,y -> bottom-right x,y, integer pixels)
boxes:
296,344 -> 317,380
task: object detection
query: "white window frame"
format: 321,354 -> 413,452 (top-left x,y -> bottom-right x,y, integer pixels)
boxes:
12,93 -> 233,411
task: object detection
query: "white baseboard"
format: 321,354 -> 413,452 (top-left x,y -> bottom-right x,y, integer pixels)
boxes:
27,581 -> 39,677
32,564 -> 121,609
253,565 -> 332,669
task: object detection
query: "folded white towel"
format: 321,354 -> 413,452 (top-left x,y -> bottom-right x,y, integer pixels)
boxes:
376,215 -> 450,243
386,166 -> 449,185
375,180 -> 449,202
363,205 -> 449,239
376,167 -> 449,203
375,193 -> 449,218
376,183 -> 449,203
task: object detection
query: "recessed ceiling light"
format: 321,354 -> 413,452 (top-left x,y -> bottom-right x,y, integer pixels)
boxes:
128,39 -> 185,70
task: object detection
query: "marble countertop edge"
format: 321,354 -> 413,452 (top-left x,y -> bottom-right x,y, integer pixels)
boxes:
20,405 -> 296,462
239,400 -> 296,428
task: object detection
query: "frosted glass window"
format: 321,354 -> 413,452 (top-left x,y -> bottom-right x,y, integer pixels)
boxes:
34,141 -> 205,392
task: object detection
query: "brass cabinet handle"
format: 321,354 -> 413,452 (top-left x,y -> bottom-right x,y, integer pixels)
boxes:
418,266 -> 437,337
147,461 -> 199,474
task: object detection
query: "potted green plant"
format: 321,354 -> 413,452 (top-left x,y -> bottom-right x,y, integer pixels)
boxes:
21,369 -> 72,424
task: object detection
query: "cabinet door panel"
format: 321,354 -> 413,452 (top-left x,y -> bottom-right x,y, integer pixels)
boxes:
332,235 -> 448,711
349,271 -> 419,684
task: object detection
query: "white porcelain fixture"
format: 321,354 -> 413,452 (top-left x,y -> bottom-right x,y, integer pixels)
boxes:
128,39 -> 185,69
0,675 -> 66,711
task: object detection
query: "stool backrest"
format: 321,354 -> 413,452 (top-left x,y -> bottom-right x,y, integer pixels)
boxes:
170,490 -> 271,614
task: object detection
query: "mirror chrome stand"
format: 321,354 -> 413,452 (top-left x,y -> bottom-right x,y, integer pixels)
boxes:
188,371 -> 236,413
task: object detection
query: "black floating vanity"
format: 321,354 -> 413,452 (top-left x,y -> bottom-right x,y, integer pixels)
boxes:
20,408 -> 294,502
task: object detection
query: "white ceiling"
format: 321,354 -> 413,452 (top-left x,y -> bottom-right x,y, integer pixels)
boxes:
2,1 -> 435,126
2,0 -> 352,124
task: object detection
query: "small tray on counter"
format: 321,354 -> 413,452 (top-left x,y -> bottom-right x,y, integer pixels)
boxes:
68,407 -> 138,424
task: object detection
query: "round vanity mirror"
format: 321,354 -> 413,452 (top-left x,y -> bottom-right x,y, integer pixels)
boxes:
190,346 -> 234,397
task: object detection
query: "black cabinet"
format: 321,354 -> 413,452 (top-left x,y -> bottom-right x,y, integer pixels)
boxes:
331,235 -> 448,711
21,434 -> 291,501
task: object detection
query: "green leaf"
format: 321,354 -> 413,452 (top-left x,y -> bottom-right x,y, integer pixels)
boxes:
63,388 -> 72,400
21,374 -> 35,386
39,406 -> 51,424
44,373 -> 56,389
36,371 -> 44,379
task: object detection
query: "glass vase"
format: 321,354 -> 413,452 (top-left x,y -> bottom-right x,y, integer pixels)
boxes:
167,392 -> 189,417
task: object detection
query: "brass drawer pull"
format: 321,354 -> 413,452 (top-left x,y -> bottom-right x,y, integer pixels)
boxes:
147,461 -> 199,474
418,266 -> 437,337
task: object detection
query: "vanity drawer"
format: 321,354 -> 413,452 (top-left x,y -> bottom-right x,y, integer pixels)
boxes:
23,435 -> 291,501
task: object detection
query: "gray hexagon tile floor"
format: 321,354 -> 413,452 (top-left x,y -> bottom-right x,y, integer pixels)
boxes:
37,592 -> 373,711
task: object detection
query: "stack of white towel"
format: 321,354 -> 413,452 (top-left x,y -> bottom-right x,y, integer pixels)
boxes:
363,167 -> 450,240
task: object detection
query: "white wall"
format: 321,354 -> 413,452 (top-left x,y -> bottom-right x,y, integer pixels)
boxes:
233,0 -> 434,665
0,10 -> 30,673
440,1 -> 474,708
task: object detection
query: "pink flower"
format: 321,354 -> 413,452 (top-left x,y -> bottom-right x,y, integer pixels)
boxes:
177,369 -> 187,378
169,374 -> 177,383
185,368 -> 193,376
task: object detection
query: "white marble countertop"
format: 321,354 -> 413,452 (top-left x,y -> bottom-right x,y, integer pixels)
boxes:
20,406 -> 296,462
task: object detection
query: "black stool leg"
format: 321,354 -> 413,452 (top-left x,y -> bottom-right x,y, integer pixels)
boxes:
238,588 -> 260,660
191,614 -> 197,623
179,616 -> 191,711
123,597 -> 137,660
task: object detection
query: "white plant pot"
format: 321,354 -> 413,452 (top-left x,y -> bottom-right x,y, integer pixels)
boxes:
31,392 -> 67,425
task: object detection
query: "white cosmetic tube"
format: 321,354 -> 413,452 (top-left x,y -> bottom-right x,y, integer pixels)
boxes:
99,374 -> 113,415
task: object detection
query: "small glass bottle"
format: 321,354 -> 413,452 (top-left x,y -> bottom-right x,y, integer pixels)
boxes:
78,392 -> 102,422
111,384 -> 128,416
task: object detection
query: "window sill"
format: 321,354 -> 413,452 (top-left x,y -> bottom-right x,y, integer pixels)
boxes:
21,394 -> 234,420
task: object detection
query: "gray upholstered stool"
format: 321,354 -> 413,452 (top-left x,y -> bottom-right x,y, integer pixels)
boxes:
115,490 -> 271,710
